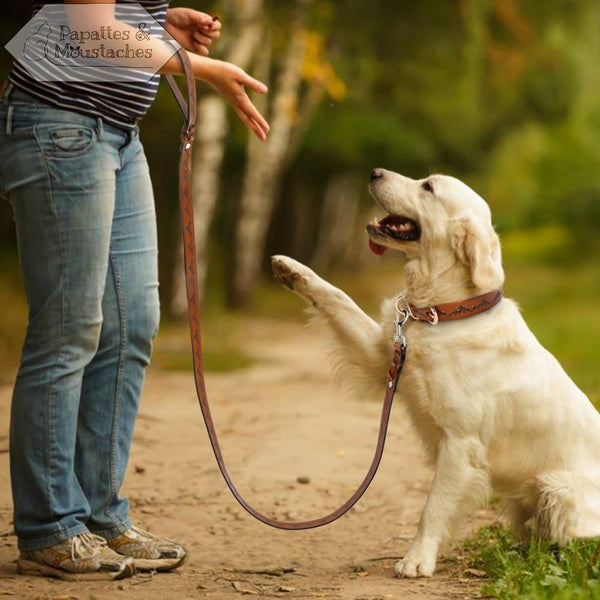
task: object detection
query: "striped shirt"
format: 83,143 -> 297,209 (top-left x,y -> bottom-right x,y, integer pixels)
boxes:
9,0 -> 170,130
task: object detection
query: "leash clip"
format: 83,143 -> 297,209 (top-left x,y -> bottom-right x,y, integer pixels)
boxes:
394,307 -> 409,348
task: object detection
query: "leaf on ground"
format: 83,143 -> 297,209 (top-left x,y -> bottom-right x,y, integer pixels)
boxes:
231,581 -> 259,595
463,568 -> 488,578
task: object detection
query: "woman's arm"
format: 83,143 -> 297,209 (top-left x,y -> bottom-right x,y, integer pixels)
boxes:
62,0 -> 269,140
161,53 -> 269,142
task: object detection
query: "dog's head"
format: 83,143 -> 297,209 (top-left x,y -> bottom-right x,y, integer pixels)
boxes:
367,169 -> 504,293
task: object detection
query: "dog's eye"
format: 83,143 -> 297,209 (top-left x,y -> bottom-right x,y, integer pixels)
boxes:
422,180 -> 434,193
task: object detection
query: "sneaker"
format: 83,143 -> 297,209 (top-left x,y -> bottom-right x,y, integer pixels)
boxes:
105,526 -> 186,572
18,532 -> 135,581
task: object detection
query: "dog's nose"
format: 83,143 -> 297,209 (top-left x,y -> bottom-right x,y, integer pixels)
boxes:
370,168 -> 385,182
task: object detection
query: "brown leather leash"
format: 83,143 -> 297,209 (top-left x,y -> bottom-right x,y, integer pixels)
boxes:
164,49 -> 502,530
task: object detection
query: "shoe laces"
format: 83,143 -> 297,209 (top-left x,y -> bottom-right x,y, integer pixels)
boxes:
130,525 -> 145,535
70,532 -> 108,561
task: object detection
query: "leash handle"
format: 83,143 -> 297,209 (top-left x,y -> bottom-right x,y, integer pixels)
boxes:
168,48 -> 404,529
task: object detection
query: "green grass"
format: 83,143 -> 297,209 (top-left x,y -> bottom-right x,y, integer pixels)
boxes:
463,525 -> 600,599
504,261 -> 600,402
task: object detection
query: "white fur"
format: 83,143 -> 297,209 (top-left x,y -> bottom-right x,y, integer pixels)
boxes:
271,170 -> 600,578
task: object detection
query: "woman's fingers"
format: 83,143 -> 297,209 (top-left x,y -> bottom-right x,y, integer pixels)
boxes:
205,17 -> 222,33
233,93 -> 269,140
201,27 -> 221,39
240,72 -> 268,95
207,60 -> 270,140
194,43 -> 209,56
193,32 -> 214,46
235,92 -> 270,134
190,28 -> 219,55
234,105 -> 266,141
188,9 -> 221,31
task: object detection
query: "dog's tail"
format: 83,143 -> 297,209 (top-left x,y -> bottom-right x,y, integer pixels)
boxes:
534,471 -> 600,544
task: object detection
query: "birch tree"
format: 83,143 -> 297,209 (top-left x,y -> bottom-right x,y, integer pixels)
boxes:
170,0 -> 264,317
310,173 -> 361,272
230,0 -> 344,307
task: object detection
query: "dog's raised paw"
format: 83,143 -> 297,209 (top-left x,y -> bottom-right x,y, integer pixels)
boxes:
271,255 -> 313,294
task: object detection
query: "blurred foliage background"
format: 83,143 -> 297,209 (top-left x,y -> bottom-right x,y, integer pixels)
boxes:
1,0 -> 599,393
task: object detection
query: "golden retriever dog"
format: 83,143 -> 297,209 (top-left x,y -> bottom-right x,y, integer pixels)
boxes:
270,168 -> 600,578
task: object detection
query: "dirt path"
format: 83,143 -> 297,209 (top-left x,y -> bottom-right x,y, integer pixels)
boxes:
0,317 -> 494,599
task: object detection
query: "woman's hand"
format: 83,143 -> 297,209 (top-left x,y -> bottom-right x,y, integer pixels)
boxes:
165,7 -> 221,56
203,60 -> 270,142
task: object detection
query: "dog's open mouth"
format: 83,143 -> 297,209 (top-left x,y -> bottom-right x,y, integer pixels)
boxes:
366,215 -> 421,254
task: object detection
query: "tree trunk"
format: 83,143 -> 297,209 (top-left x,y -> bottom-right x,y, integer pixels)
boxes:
170,95 -> 228,316
169,0 -> 264,317
230,4 -> 312,307
310,173 -> 361,273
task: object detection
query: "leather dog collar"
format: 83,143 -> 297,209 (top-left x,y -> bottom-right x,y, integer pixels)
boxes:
403,289 -> 503,325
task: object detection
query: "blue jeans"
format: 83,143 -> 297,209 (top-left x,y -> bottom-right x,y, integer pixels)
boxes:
0,85 -> 160,551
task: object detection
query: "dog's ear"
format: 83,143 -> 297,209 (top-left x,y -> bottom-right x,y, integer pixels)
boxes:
451,215 -> 504,290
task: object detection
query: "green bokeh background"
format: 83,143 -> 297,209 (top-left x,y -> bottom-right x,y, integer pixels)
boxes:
1,0 -> 599,399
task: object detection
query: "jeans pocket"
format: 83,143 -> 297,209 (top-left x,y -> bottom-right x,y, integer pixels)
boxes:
39,124 -> 98,159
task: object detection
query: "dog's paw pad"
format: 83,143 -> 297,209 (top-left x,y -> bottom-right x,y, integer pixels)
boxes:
271,255 -> 309,292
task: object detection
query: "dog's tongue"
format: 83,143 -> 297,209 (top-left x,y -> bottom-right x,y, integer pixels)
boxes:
369,240 -> 388,255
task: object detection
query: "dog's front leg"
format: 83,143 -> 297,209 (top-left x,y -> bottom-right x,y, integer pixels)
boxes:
396,435 -> 489,578
271,255 -> 376,325
271,255 -> 389,389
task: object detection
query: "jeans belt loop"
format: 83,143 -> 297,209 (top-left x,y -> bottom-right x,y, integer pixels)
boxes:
6,105 -> 14,136
96,116 -> 104,140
